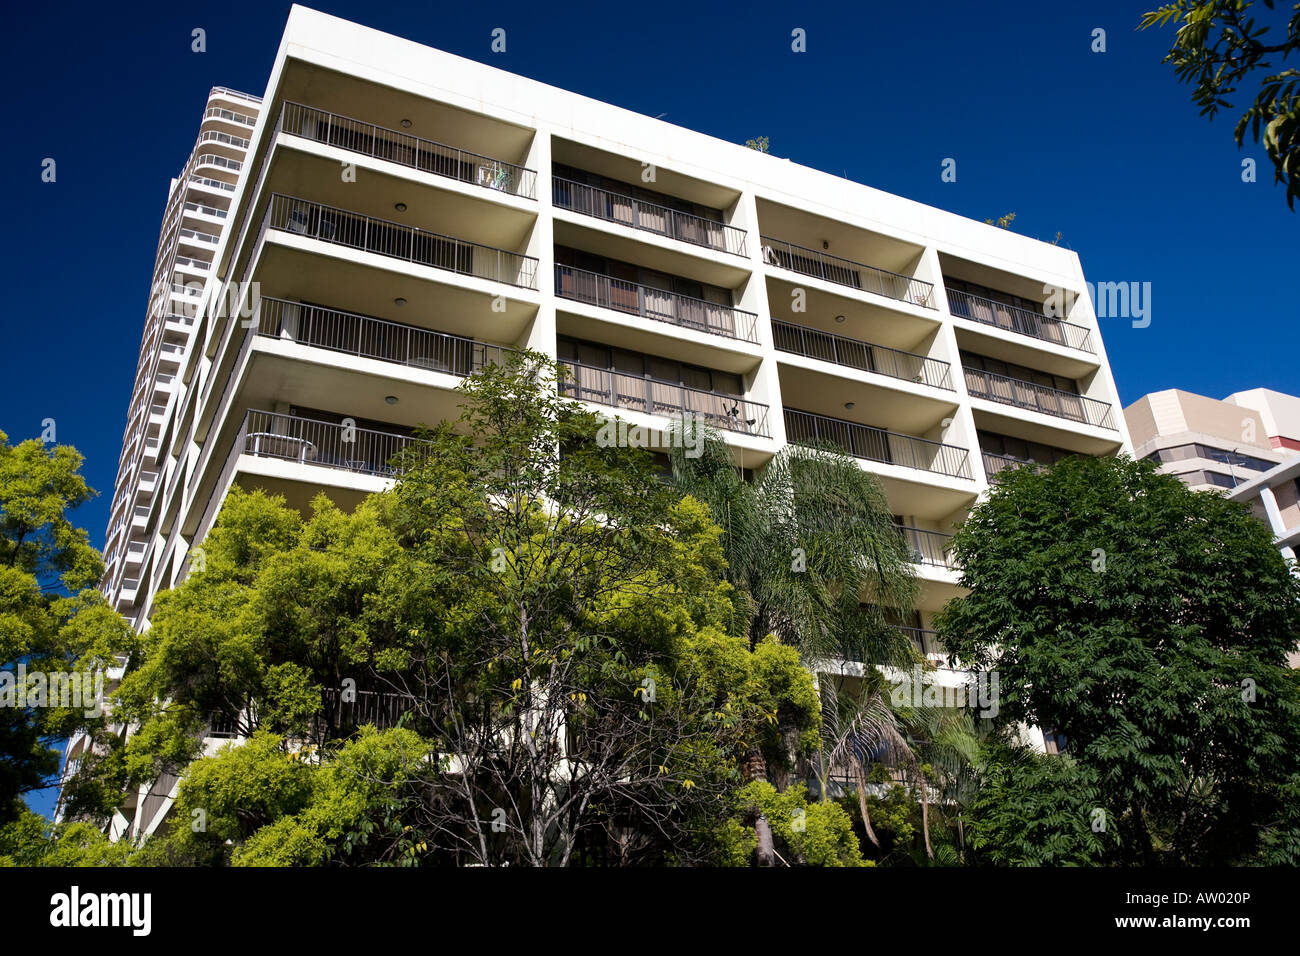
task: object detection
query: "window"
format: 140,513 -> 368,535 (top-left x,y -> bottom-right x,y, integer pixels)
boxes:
557,336 -> 744,397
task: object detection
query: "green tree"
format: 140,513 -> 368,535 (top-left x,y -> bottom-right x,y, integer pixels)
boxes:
1141,1 -> 1300,209
743,136 -> 771,153
670,429 -> 918,863
937,454 -> 1300,864
81,356 -> 826,866
0,429 -> 135,823
967,739 -> 1117,866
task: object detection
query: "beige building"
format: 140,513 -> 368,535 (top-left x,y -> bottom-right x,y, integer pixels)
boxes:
84,6 -> 1133,839
1125,388 -> 1295,493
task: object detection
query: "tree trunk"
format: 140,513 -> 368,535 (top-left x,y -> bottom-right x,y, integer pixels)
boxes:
853,758 -> 881,849
745,746 -> 777,867
920,778 -> 935,861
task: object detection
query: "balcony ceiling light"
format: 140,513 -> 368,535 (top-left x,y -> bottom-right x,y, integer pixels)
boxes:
844,401 -> 856,410
400,119 -> 413,128
394,297 -> 407,306
834,314 -> 846,323
385,395 -> 399,405
394,202 -> 408,212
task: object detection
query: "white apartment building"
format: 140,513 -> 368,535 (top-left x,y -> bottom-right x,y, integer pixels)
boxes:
101,87 -> 262,622
89,6 -> 1132,837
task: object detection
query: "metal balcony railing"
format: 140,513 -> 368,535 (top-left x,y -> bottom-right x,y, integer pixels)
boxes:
559,359 -> 770,437
256,297 -> 519,376
189,175 -> 236,192
203,106 -> 256,126
895,524 -> 955,568
897,626 -> 954,667
237,409 -> 418,478
945,288 -> 1094,353
963,366 -> 1115,429
199,129 -> 250,149
981,451 -> 1049,479
266,194 -> 539,289
771,320 -> 952,389
760,236 -> 936,308
279,102 -> 538,200
183,201 -> 227,219
209,86 -> 263,104
193,153 -> 242,173
784,408 -> 971,479
552,177 -> 747,256
319,686 -> 416,732
554,264 -> 758,343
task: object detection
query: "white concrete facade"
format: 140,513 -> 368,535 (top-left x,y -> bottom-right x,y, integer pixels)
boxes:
92,6 -> 1134,834
118,2 -> 1131,676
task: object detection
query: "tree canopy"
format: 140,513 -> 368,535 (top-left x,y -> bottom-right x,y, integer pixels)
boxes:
937,454 -> 1300,864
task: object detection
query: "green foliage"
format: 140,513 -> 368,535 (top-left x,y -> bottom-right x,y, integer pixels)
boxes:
0,808 -> 136,867
1140,1 -> 1300,209
739,781 -> 867,866
968,742 -> 1117,866
669,430 -> 918,665
983,212 -> 1017,228
938,454 -> 1300,864
743,136 -> 771,153
0,429 -> 136,823
70,355 -> 831,866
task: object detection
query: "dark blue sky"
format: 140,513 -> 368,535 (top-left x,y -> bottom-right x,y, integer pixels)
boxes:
2,0 -> 1297,561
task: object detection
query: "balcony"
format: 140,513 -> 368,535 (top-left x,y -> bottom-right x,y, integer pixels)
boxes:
771,320 -> 952,389
555,264 -> 758,343
963,366 -> 1115,429
235,409 -> 418,478
981,452 -> 1048,479
203,105 -> 257,127
279,102 -> 537,200
898,626 -> 954,668
559,360 -> 770,438
760,236 -> 935,309
784,408 -> 971,479
256,297 -> 519,376
895,524 -> 955,568
265,194 -> 538,289
553,177 -> 747,257
946,288 -> 1093,353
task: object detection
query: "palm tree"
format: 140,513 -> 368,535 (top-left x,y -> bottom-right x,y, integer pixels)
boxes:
817,674 -> 915,851
669,427 -> 919,864
898,703 -> 981,863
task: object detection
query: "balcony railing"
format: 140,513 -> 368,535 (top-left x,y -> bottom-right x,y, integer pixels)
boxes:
895,524 -> 955,568
898,626 -> 954,667
760,236 -> 936,309
193,153 -> 242,173
963,367 -> 1115,429
279,102 -> 538,200
559,360 -> 770,437
203,106 -> 256,127
946,288 -> 1094,353
552,177 -> 747,256
199,129 -> 250,150
256,297 -> 518,376
771,320 -> 952,389
266,194 -> 539,289
237,409 -> 418,478
319,686 -> 416,732
784,408 -> 971,479
981,451 -> 1049,479
555,264 -> 758,343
